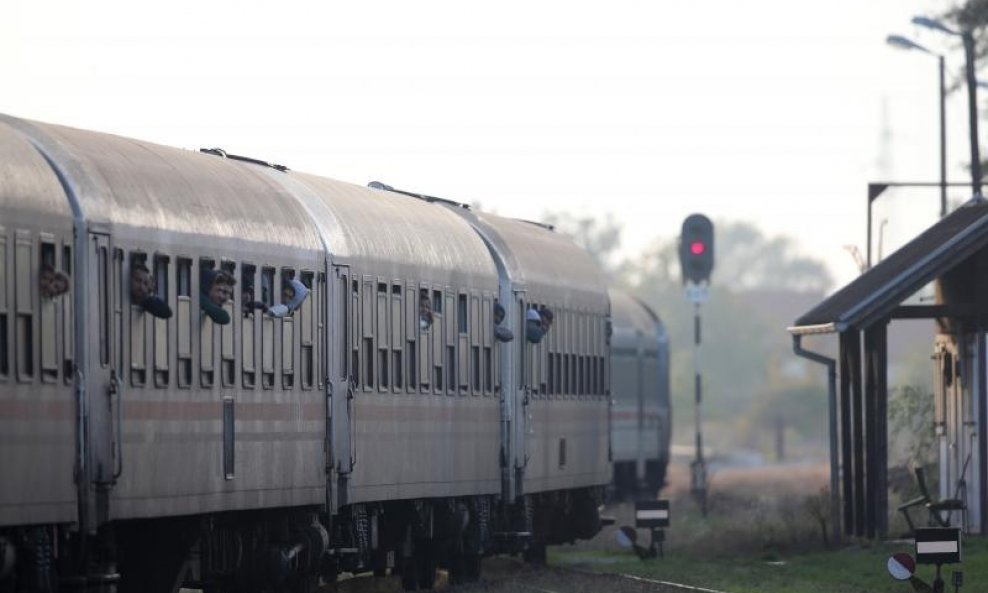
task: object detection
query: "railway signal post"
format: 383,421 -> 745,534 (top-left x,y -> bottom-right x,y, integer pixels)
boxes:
679,214 -> 714,516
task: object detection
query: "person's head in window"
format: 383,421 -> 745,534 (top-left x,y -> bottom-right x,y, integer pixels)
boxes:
39,263 -> 70,299
131,263 -> 154,303
493,302 -> 514,342
525,307 -> 545,343
539,306 -> 554,331
419,289 -> 434,329
494,302 -> 506,326
203,269 -> 236,306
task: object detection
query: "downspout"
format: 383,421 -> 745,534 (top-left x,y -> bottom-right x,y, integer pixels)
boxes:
792,334 -> 840,545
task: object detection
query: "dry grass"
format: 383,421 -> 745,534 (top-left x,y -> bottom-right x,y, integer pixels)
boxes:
565,460 -> 833,560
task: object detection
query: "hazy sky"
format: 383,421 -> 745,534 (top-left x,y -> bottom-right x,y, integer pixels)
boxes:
2,0 -> 970,287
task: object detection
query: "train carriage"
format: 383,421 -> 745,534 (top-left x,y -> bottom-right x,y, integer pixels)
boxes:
0,120 -> 78,532
608,289 -> 671,497
0,115 -> 617,593
421,203 -> 611,558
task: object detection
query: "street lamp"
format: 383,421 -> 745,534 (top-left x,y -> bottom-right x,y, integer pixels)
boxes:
912,15 -> 983,198
886,34 -> 947,218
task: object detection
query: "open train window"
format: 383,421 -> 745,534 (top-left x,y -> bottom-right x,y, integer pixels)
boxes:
242,263 -> 257,388
200,258 -> 216,388
220,262 -> 237,388
62,245 -> 73,383
282,268 -> 295,390
153,255 -> 170,387
129,253 -> 148,386
261,267 -> 276,307
39,241 -> 58,383
458,294 -> 468,334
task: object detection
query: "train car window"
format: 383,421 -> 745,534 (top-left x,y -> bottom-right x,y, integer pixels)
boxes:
261,267 -> 275,307
261,266 -> 276,389
362,278 -> 375,390
62,245 -> 71,275
221,262 -> 237,388
377,280 -> 388,391
153,255 -> 170,387
129,253 -> 147,386
350,279 -> 359,390
39,241 -> 58,383
282,315 -> 295,389
338,273 -> 349,380
458,294 -> 467,333
548,352 -> 555,395
447,345 -> 456,394
391,283 -> 402,392
300,271 -> 315,390
363,337 -> 374,388
281,268 -> 295,390
472,345 -> 480,392
41,242 -> 55,267
241,263 -> 257,388
14,234 -> 33,381
113,249 -> 124,376
579,355 -> 586,397
316,272 -> 326,388
0,232 -> 7,380
405,284 -> 419,392
200,258 -> 216,388
176,258 -> 193,388
61,245 -> 73,383
432,290 -> 442,314
96,240 -> 110,368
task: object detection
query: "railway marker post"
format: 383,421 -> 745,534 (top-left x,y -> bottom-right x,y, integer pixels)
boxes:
634,499 -> 670,559
679,214 -> 714,517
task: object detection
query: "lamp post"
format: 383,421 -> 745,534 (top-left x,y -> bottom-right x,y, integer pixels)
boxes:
913,16 -> 983,198
886,34 -> 947,218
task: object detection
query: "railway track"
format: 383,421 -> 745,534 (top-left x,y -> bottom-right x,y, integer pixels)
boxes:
323,556 -> 732,593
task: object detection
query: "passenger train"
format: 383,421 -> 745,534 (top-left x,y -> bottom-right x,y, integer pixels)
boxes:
0,115 -> 636,593
607,290 -> 671,498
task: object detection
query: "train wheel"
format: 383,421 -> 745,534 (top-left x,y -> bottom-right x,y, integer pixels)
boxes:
399,556 -> 418,592
522,542 -> 546,565
461,553 -> 481,582
414,542 -> 437,590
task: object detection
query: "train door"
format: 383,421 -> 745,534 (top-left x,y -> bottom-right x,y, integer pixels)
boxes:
86,232 -> 117,517
331,264 -> 354,508
510,291 -> 529,499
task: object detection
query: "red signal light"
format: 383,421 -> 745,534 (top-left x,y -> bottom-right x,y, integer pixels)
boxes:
690,241 -> 706,256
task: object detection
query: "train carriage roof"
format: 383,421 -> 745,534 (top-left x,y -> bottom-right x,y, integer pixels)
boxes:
0,115 -> 323,251
266,172 -> 498,284
609,288 -> 666,346
469,211 -> 609,310
0,121 -> 75,221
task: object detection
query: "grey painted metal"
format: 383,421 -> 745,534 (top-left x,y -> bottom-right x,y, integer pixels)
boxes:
608,290 -> 670,486
427,205 -> 524,501
2,115 -> 329,521
266,173 -> 502,506
466,211 -> 611,496
0,121 -> 77,526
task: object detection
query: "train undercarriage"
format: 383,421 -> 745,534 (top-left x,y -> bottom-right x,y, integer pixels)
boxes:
0,488 -> 602,593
